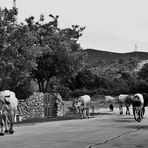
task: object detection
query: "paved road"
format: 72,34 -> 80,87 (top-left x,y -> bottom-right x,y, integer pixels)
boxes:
0,107 -> 148,148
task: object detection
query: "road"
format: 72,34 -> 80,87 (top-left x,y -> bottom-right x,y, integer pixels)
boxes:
0,107 -> 148,148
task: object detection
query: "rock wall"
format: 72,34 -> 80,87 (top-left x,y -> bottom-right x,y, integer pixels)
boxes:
18,92 -> 44,120
18,92 -> 65,120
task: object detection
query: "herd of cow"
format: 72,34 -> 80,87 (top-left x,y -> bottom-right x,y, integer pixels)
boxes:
0,90 -> 148,136
73,93 -> 148,122
110,93 -> 148,122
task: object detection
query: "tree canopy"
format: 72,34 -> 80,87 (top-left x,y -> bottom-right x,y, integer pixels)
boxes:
0,8 -> 86,98
1,7 -> 147,99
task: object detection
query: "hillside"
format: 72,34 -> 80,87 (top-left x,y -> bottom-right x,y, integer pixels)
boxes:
84,49 -> 148,66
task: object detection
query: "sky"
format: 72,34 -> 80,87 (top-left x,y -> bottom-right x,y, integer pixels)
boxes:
1,0 -> 148,53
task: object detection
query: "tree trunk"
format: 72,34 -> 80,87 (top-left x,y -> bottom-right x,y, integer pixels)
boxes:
45,78 -> 50,92
38,80 -> 42,92
0,79 -> 5,90
41,80 -> 45,92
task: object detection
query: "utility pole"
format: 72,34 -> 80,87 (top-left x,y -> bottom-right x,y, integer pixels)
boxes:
134,43 -> 139,64
135,43 -> 138,52
13,0 -> 16,8
13,0 -> 17,23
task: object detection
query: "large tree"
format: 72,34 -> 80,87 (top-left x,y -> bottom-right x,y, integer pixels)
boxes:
0,8 -> 41,97
30,15 -> 86,92
0,8 -> 86,95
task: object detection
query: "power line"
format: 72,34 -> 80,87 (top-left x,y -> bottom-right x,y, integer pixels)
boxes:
13,0 -> 16,8
13,0 -> 17,23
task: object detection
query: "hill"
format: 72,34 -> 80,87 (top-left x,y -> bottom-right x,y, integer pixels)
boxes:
84,49 -> 148,66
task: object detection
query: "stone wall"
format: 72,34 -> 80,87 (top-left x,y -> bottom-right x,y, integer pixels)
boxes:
17,92 -> 65,120
52,93 -> 64,116
18,92 -> 44,120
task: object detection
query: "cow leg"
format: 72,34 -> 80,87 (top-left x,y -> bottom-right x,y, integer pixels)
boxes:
80,112 -> 83,119
77,106 -> 83,119
142,107 -> 145,118
0,119 -> 4,136
8,112 -> 14,134
126,106 -> 130,115
81,107 -> 85,119
86,107 -> 90,118
3,115 -> 9,133
9,123 -> 14,134
119,104 -> 123,115
83,107 -> 87,118
13,109 -> 17,123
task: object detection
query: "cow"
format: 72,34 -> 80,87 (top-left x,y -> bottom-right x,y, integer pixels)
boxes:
0,95 -> 9,136
131,93 -> 148,122
73,95 -> 91,119
118,94 -> 133,115
0,90 -> 18,136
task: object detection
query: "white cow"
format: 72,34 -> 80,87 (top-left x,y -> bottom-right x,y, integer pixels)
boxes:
73,95 -> 91,119
0,90 -> 18,136
118,94 -> 132,115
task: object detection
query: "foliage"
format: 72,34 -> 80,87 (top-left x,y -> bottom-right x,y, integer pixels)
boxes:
0,8 -> 40,98
138,63 -> 148,82
129,79 -> 148,94
46,77 -> 71,100
85,49 -> 148,66
74,69 -> 95,89
30,15 -> 86,92
72,57 -> 140,96
1,8 -> 148,100
0,7 -> 86,98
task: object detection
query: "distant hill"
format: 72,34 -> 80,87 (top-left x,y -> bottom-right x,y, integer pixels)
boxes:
84,49 -> 148,66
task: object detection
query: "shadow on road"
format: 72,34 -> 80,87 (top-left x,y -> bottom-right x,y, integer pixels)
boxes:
90,112 -> 113,116
113,117 -> 135,123
125,125 -> 148,130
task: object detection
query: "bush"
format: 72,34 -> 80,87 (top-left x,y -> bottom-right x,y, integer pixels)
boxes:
129,79 -> 148,94
54,85 -> 71,101
15,82 -> 34,99
69,89 -> 87,98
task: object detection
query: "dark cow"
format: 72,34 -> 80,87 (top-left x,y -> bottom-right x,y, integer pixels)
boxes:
132,93 -> 148,122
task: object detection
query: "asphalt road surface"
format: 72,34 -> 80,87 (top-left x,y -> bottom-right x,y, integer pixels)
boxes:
0,107 -> 148,148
